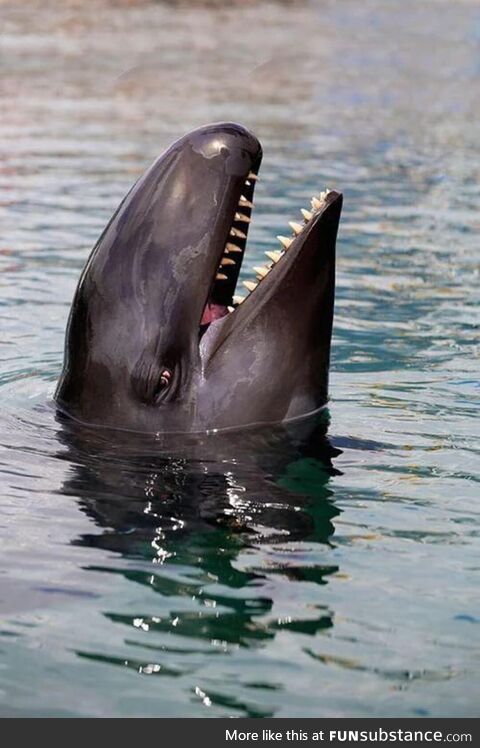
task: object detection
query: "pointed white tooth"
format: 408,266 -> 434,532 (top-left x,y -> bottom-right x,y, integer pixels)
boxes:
248,171 -> 258,180
289,221 -> 303,235
265,250 -> 282,263
228,306 -> 235,313
277,235 -> 293,250
239,195 -> 254,208
216,273 -> 228,281
301,208 -> 313,221
243,280 -> 258,292
221,257 -> 236,266
311,196 -> 323,210
254,265 -> 270,278
225,242 -> 243,253
234,212 -> 251,224
233,294 -> 245,304
230,228 -> 247,239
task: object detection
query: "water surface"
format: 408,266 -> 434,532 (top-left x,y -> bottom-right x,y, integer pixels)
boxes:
0,0 -> 479,717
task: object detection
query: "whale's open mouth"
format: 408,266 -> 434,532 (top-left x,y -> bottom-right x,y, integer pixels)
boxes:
200,162 -> 339,338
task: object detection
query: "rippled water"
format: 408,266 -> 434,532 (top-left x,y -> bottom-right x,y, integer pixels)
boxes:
1,0 -> 479,718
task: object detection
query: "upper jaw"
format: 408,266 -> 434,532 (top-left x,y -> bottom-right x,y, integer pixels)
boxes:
202,154 -> 262,315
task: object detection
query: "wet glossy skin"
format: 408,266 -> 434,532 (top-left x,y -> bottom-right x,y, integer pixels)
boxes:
55,122 -> 342,433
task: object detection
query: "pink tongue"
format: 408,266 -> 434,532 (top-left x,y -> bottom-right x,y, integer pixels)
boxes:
201,301 -> 229,326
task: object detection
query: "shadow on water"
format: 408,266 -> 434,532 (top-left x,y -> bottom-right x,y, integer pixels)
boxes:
57,413 -> 342,664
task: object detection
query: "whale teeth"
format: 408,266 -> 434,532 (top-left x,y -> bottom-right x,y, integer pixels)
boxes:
277,235 -> 293,250
248,171 -> 258,181
289,221 -> 303,235
230,227 -> 247,239
221,183 -> 333,306
310,191 -> 330,211
225,242 -> 243,253
234,212 -> 251,224
254,265 -> 270,279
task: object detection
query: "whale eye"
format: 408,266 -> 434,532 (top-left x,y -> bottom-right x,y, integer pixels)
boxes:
160,369 -> 171,387
153,368 -> 172,403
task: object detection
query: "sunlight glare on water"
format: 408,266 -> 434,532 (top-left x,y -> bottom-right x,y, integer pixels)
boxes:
0,0 -> 479,717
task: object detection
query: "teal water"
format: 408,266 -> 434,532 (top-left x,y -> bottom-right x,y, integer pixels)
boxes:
0,0 -> 479,717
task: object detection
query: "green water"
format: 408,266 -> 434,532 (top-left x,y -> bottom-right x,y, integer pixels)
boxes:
0,0 -> 479,717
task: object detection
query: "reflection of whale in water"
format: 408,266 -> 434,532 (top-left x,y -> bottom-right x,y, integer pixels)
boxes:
58,414 -> 342,656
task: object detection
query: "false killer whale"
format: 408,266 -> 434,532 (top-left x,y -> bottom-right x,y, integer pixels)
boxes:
55,123 -> 342,433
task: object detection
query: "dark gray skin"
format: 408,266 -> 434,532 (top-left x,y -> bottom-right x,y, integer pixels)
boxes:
55,122 -> 342,433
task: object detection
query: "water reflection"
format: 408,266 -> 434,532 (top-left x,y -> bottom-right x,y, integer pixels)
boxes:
58,414 -> 341,657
